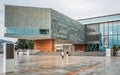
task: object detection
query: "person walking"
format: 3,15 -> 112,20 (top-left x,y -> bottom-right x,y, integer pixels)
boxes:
61,51 -> 64,59
66,51 -> 69,59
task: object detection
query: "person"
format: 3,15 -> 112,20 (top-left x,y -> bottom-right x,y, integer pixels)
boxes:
61,51 -> 64,59
66,51 -> 69,59
17,51 -> 19,55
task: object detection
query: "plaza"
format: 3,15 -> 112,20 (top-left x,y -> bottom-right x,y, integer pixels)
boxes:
0,53 -> 120,75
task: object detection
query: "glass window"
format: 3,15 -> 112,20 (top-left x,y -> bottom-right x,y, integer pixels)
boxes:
118,35 -> 120,45
6,27 -> 42,35
104,23 -> 108,35
100,23 -> 104,35
33,29 -> 39,34
6,27 -> 16,34
113,22 -> 118,35
101,36 -> 104,46
24,28 -> 33,35
100,36 -> 105,51
40,29 -> 49,34
108,36 -> 113,48
109,22 -> 113,35
16,28 -> 24,35
113,35 -> 117,45
118,21 -> 120,34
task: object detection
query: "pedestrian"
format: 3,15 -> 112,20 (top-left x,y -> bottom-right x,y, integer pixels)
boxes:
17,51 -> 19,55
66,51 -> 69,59
61,51 -> 64,59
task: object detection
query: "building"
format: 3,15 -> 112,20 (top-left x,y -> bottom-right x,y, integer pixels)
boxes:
78,13 -> 120,51
5,5 -> 85,52
5,5 -> 120,52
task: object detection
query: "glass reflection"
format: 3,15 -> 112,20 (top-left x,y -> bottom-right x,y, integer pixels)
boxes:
100,23 -> 104,35
118,35 -> 120,45
6,27 -> 44,35
113,35 -> 117,45
16,28 -> 24,34
104,23 -> 108,35
108,36 -> 112,48
6,27 -> 16,34
113,22 -> 118,34
109,22 -> 112,35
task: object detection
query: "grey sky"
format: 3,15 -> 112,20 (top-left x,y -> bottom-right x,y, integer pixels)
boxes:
0,0 -> 120,41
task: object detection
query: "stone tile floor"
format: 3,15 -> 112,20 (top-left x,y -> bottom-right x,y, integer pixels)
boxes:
1,54 -> 120,75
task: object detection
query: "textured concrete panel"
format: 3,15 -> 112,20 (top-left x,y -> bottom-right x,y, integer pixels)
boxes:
51,10 -> 85,44
5,5 -> 51,39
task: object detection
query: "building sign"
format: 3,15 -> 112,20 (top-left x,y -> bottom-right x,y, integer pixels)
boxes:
6,44 -> 14,59
104,36 -> 108,47
3,43 -> 14,73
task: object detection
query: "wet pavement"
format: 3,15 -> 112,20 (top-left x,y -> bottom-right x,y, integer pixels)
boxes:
0,54 -> 120,75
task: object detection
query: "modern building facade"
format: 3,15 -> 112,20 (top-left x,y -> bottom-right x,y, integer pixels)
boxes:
5,5 -> 85,52
5,5 -> 120,52
78,13 -> 120,51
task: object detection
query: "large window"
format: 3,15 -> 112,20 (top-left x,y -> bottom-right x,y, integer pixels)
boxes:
16,28 -> 24,35
113,22 -> 118,35
99,21 -> 120,50
6,27 -> 16,34
113,35 -> 117,45
108,36 -> 113,48
109,22 -> 113,35
100,23 -> 104,35
118,35 -> 120,45
118,21 -> 120,34
104,23 -> 108,35
6,27 -> 49,35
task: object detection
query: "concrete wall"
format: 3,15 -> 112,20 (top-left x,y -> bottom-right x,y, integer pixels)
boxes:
5,5 -> 51,39
5,5 -> 85,44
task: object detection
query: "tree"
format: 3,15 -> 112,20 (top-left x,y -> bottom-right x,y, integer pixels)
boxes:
15,39 -> 34,50
26,40 -> 34,50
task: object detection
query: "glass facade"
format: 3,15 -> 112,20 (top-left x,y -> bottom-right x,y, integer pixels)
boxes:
79,13 -> 120,51
99,21 -> 120,51
84,21 -> 120,51
6,27 -> 49,35
85,24 -> 100,51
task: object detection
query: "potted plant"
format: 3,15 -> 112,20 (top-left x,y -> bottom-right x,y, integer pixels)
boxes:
111,45 -> 119,56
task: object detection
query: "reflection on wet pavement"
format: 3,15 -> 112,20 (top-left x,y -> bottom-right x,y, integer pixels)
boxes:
1,54 -> 120,75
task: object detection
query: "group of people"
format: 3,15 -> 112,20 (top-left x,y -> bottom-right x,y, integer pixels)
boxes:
61,51 -> 70,59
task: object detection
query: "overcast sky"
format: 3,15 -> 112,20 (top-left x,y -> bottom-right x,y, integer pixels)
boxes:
0,0 -> 120,42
